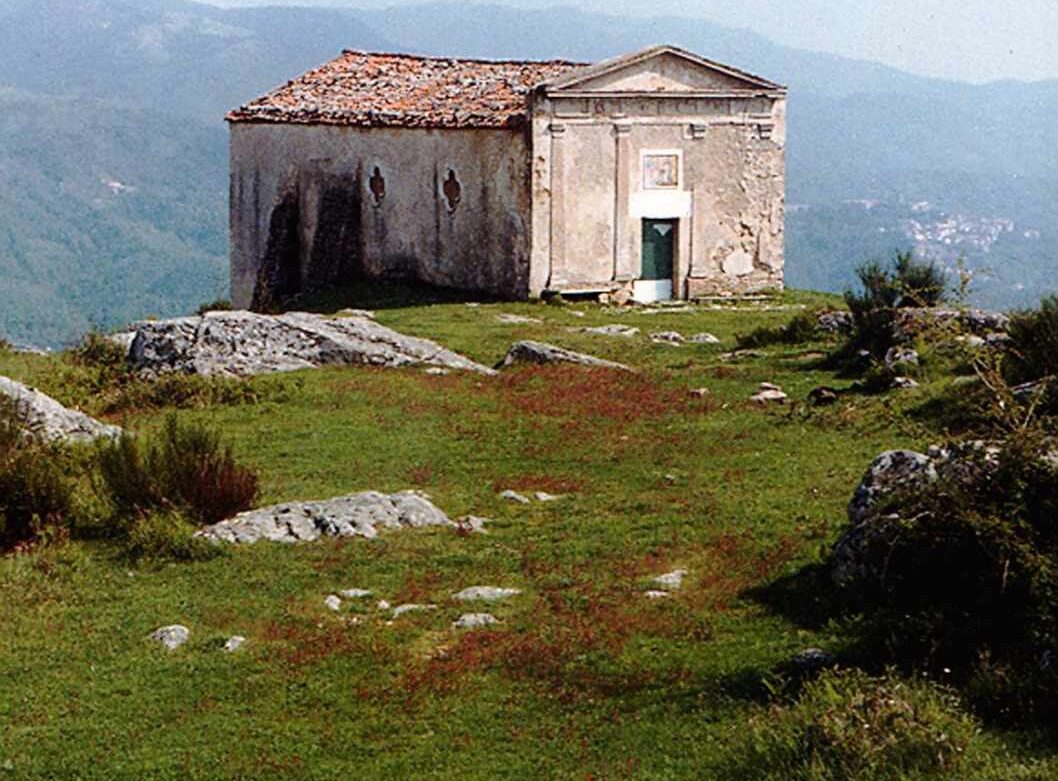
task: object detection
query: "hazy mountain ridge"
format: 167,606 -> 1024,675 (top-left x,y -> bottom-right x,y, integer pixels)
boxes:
0,0 -> 1055,346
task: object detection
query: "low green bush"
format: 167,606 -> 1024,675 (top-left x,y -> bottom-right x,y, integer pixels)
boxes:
727,669 -> 977,781
97,414 -> 259,527
736,310 -> 824,349
840,251 -> 948,365
196,299 -> 232,316
124,510 -> 222,562
0,398 -> 74,549
1004,295 -> 1058,385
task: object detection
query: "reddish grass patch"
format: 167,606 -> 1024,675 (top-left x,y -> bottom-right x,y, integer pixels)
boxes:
498,366 -> 699,425
263,618 -> 372,669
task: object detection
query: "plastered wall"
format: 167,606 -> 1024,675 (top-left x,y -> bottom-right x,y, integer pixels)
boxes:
229,124 -> 532,309
529,92 -> 786,298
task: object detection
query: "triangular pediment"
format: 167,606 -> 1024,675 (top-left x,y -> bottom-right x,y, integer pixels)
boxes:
543,46 -> 783,94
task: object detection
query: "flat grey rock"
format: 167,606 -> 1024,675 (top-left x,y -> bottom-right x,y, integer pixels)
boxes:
496,313 -> 542,325
150,625 -> 189,651
339,588 -> 373,599
650,331 -> 684,345
751,383 -> 788,404
652,569 -> 688,590
499,489 -> 530,504
689,332 -> 721,345
453,613 -> 499,629
0,375 -> 123,444
453,586 -> 521,602
457,516 -> 490,534
392,604 -> 436,618
574,324 -> 639,337
126,310 -> 495,378
534,491 -> 562,502
644,590 -> 672,600
324,595 -> 342,612
497,341 -> 631,371
223,636 -> 246,653
196,491 -> 455,545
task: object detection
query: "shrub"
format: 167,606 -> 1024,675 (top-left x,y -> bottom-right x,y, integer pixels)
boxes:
0,397 -> 74,549
196,299 -> 232,316
842,251 -> 949,363
727,669 -> 977,781
124,510 -> 222,562
1004,295 -> 1058,385
736,310 -> 824,349
833,431 -> 1058,723
71,330 -> 128,372
97,415 -> 258,526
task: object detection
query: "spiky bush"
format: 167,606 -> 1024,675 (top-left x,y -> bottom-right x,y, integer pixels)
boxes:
727,669 -> 977,781
736,310 -> 825,349
1004,295 -> 1058,386
842,251 -> 948,363
0,397 -> 74,549
97,414 -> 258,527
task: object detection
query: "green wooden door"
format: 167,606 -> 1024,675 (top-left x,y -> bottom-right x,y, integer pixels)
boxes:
641,219 -> 675,281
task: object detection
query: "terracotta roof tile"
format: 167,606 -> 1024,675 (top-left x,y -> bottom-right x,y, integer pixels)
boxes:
227,51 -> 585,129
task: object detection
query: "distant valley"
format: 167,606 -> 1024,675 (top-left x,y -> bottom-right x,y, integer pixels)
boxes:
0,0 -> 1055,346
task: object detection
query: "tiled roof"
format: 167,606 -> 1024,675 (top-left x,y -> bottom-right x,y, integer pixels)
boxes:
227,51 -> 585,129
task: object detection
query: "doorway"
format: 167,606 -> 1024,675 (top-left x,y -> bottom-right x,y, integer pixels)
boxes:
634,218 -> 676,303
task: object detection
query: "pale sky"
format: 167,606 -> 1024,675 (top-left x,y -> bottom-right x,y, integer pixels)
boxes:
202,0 -> 1058,84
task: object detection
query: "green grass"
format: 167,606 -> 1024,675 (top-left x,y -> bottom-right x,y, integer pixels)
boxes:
1,287 -> 1055,779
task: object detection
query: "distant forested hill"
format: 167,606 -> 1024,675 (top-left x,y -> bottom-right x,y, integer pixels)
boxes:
0,0 -> 1055,346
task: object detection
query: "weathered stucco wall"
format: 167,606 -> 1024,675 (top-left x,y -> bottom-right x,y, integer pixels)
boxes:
530,90 -> 786,299
229,124 -> 531,309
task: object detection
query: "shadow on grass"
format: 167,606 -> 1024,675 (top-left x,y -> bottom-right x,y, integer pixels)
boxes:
292,280 -> 507,313
744,562 -> 844,632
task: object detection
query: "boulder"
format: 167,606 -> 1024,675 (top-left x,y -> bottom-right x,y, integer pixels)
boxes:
832,445 -> 1003,588
126,310 -> 495,378
497,341 -> 631,371
196,491 -> 455,545
0,375 -> 123,443
223,636 -> 246,653
324,595 -> 342,612
890,376 -> 920,390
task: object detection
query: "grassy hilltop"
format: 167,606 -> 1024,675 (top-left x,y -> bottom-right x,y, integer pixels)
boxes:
1,287 -> 1056,780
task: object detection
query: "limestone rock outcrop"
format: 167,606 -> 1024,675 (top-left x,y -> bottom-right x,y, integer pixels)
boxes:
832,444 -> 1004,587
0,376 -> 122,443
126,310 -> 495,378
197,491 -> 455,544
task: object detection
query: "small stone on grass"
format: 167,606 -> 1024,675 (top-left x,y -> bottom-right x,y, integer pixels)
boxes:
453,586 -> 522,602
151,625 -> 190,651
453,613 -> 499,629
